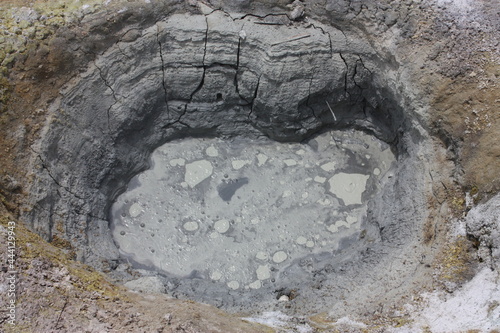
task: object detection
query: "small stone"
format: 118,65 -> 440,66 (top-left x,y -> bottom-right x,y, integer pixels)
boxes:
346,215 -> 358,224
232,159 -> 251,170
124,276 -> 166,294
183,221 -> 199,231
314,176 -> 327,183
206,145 -> 218,157
320,161 -> 336,172
129,203 -> 142,218
279,295 -> 290,302
163,313 -> 173,324
272,251 -> 288,263
249,280 -> 262,289
210,271 -> 222,281
185,160 -> 213,187
256,265 -> 271,280
290,5 -> 305,21
169,158 -> 185,167
296,236 -> 307,245
257,153 -> 268,166
227,281 -> 240,290
256,251 -> 268,260
214,219 -> 230,233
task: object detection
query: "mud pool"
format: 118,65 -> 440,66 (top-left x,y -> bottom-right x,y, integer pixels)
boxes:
111,129 -> 395,292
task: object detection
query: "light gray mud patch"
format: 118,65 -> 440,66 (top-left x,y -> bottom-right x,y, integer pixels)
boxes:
111,129 -> 395,293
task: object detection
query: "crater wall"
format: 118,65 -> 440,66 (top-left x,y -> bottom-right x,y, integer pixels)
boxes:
20,6 -> 437,315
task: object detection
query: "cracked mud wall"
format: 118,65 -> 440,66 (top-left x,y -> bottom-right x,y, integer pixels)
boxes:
23,3 -> 424,268
0,0 -> 499,331
18,6 -> 438,316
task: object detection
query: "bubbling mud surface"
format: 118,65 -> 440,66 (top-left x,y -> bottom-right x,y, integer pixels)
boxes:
111,129 -> 395,291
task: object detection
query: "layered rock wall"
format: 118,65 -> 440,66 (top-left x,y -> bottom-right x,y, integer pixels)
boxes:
26,9 -> 423,269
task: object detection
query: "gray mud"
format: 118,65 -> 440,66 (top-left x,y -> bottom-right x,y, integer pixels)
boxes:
111,130 -> 395,295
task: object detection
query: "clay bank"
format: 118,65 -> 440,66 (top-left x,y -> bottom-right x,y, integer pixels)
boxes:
0,0 -> 499,331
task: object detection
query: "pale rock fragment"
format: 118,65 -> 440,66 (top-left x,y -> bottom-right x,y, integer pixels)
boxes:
272,251 -> 288,263
185,160 -> 213,188
256,265 -> 271,280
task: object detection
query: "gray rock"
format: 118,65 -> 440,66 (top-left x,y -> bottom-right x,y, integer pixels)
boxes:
11,7 -> 40,23
289,2 -> 305,21
124,276 -> 166,294
466,194 -> 500,268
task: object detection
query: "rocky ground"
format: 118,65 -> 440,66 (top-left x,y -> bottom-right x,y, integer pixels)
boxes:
0,0 -> 499,332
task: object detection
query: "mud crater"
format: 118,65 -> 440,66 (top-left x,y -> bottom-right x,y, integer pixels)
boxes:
26,10 -> 431,316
